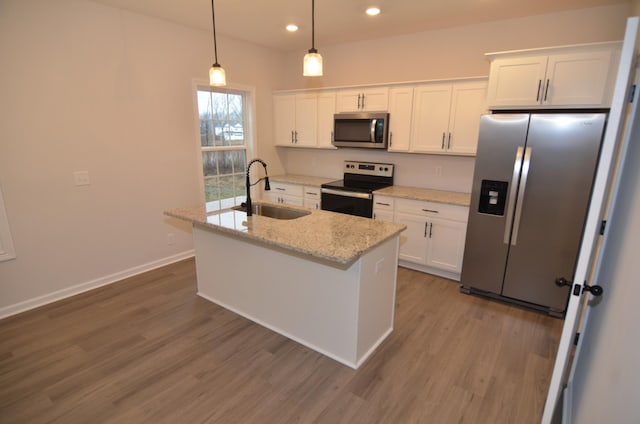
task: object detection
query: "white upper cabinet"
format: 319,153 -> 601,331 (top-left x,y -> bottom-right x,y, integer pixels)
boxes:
336,87 -> 389,112
486,42 -> 621,109
387,87 -> 414,152
273,91 -> 336,149
409,80 -> 487,155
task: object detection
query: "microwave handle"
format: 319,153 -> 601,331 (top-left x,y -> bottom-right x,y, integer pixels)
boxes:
370,119 -> 377,142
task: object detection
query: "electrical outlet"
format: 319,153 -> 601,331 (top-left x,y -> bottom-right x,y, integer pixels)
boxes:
167,233 -> 175,245
73,171 -> 91,186
375,258 -> 384,274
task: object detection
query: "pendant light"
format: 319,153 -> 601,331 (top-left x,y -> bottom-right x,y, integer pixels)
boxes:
209,0 -> 226,86
303,0 -> 323,77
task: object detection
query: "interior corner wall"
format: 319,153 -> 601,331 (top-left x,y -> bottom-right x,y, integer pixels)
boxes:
272,3 -> 631,193
0,0 -> 286,316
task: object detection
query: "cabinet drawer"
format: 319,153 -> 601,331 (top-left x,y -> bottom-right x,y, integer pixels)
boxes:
270,182 -> 304,197
373,196 -> 395,211
303,186 -> 321,198
395,198 -> 468,222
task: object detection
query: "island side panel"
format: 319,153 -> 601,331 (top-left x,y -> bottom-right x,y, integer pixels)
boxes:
355,236 -> 399,367
192,225 -> 361,367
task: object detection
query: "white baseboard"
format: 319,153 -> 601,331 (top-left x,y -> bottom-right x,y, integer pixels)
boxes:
398,260 -> 461,282
0,250 -> 195,320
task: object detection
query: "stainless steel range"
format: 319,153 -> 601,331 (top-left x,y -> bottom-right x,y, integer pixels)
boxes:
321,161 -> 394,218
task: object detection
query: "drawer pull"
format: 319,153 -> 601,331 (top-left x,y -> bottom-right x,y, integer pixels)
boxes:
305,192 -> 318,196
276,188 -> 286,191
422,208 -> 439,213
376,202 -> 391,206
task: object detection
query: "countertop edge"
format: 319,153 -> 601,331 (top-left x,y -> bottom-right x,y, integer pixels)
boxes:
164,206 -> 406,268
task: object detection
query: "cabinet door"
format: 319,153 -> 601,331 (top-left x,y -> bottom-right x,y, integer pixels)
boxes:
273,94 -> 296,145
426,218 -> 467,273
387,87 -> 413,152
486,56 -> 548,108
294,93 -> 317,146
447,81 -> 487,156
336,90 -> 363,112
395,212 -> 429,264
544,50 -> 614,107
336,88 -> 389,112
316,91 -> 336,148
373,210 -> 394,222
361,88 -> 389,111
410,84 -> 452,153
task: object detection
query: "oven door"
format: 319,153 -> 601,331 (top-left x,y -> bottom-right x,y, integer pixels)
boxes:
321,188 -> 373,218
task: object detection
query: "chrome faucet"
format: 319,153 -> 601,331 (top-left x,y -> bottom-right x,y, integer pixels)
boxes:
245,158 -> 270,216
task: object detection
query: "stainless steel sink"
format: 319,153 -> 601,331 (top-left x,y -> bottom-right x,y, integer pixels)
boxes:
232,203 -> 311,220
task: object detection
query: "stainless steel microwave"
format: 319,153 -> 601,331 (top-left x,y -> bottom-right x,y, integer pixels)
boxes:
332,112 -> 389,149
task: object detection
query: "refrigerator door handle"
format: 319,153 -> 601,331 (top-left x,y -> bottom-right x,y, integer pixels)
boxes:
504,146 -> 524,244
511,147 -> 532,246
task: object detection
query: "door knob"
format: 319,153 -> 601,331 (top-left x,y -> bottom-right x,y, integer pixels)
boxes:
582,283 -> 604,297
555,277 -> 572,287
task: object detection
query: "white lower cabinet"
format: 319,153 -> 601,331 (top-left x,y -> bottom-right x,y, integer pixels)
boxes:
303,186 -> 321,210
264,182 -> 321,209
264,182 -> 304,206
374,195 -> 468,280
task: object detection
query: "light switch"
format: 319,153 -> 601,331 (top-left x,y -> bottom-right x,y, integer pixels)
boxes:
73,171 -> 91,186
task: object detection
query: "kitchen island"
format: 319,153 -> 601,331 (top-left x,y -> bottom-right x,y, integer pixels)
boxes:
165,203 -> 406,369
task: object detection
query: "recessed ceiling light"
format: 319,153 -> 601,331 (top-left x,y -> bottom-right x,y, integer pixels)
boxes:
366,7 -> 380,16
286,24 -> 299,32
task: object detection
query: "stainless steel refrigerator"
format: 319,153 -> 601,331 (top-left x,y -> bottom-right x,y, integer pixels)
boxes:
460,113 -> 606,316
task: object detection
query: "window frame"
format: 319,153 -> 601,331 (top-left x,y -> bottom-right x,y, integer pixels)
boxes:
0,185 -> 16,262
191,81 -> 256,212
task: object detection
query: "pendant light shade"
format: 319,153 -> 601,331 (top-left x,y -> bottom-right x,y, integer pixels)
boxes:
209,0 -> 226,86
303,0 -> 323,77
209,64 -> 226,86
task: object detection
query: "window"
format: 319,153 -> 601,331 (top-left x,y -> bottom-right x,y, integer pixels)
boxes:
196,87 -> 251,211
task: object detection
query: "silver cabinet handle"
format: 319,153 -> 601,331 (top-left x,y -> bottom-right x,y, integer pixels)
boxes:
376,202 -> 390,206
291,130 -> 294,143
441,132 -> 446,149
504,146 -> 524,244
536,79 -> 542,102
447,132 -> 452,149
357,93 -> 362,110
424,222 -> 428,238
294,131 -> 298,143
511,147 -> 532,246
422,208 -> 439,213
305,192 -> 317,196
361,93 -> 365,110
429,222 -> 433,238
276,187 -> 285,191
389,132 -> 393,146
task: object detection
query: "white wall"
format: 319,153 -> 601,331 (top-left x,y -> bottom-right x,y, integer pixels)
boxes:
0,0 -> 286,315
275,4 -> 631,193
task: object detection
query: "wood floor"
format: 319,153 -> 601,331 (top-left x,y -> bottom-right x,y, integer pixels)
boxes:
0,258 -> 562,424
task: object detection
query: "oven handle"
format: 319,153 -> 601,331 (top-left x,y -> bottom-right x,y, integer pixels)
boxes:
321,188 -> 373,200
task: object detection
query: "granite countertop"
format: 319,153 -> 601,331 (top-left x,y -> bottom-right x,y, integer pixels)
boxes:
270,174 -> 336,186
374,186 -> 471,207
165,203 -> 406,267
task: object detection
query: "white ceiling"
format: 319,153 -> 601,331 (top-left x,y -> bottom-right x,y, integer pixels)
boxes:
89,0 -> 628,52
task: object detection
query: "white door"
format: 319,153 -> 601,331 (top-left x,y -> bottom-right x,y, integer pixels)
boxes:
567,62 -> 640,424
541,17 -> 638,424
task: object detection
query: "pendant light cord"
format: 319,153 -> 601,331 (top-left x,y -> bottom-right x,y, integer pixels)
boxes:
311,0 -> 315,50
211,0 -> 219,65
